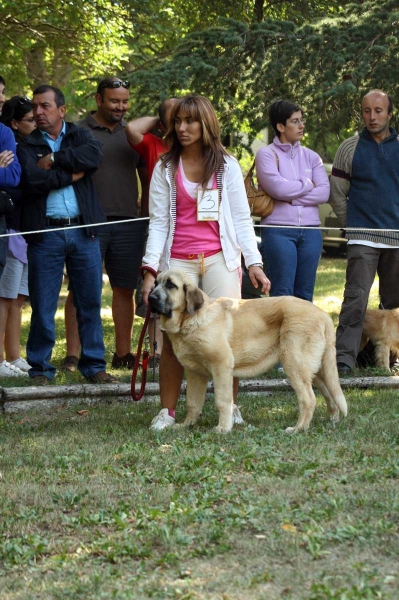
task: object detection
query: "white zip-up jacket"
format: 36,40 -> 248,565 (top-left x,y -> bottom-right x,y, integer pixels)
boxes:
142,154 -> 262,273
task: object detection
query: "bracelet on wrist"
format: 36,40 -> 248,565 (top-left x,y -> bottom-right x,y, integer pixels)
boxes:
140,265 -> 157,279
248,263 -> 264,270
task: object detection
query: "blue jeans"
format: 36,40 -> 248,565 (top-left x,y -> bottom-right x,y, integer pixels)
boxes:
27,228 -> 106,379
261,227 -> 322,301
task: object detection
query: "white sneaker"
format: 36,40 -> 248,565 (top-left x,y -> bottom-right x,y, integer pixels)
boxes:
0,360 -> 29,377
10,357 -> 32,372
150,408 -> 175,431
232,403 -> 245,425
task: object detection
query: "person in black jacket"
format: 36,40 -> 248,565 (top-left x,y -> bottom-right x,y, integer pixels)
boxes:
17,84 -> 117,385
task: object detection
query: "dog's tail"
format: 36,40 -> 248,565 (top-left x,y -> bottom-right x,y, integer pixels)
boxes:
318,319 -> 348,417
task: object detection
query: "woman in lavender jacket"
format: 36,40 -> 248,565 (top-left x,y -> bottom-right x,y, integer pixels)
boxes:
255,100 -> 330,301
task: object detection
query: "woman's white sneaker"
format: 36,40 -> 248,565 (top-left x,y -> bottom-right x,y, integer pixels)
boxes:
150,408 -> 175,431
0,360 -> 29,377
10,357 -> 32,372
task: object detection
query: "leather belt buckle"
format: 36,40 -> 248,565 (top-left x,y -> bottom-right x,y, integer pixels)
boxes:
46,216 -> 81,227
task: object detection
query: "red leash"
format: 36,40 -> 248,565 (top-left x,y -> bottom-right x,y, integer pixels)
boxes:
131,305 -> 151,401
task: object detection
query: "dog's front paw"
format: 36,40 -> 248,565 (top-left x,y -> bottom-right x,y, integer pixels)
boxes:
285,426 -> 296,434
214,424 -> 232,434
285,425 -> 308,434
182,418 -> 198,427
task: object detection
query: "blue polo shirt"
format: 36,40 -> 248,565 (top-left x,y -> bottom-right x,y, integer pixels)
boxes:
41,121 -> 81,218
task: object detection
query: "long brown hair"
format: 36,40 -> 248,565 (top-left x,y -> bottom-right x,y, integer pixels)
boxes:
162,94 -> 229,187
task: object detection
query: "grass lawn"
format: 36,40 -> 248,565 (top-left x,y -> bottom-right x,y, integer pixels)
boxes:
1,257 -> 398,599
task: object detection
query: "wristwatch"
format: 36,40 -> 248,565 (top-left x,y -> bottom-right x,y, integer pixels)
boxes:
248,263 -> 264,269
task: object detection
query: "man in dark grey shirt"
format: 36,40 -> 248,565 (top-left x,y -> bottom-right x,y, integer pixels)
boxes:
62,77 -> 149,372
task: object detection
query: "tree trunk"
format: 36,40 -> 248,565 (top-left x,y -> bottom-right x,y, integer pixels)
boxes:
254,0 -> 264,22
52,51 -> 73,89
26,45 -> 50,87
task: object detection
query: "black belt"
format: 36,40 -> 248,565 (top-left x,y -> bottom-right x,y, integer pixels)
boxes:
46,216 -> 83,227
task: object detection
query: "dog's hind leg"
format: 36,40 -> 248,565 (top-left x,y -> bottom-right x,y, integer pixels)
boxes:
313,376 -> 340,422
285,376 -> 317,433
374,343 -> 390,370
183,370 -> 208,426
316,342 -> 348,420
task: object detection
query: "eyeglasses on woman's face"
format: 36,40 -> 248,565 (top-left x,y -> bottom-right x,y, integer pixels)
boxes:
288,118 -> 306,126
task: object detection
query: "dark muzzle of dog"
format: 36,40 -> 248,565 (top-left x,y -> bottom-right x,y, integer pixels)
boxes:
149,289 -> 172,318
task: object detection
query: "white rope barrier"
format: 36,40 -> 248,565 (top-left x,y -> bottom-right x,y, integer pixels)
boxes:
255,224 -> 399,232
0,216 -> 150,238
0,216 -> 397,238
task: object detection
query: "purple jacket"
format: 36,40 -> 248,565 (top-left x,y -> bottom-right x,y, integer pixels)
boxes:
255,136 -> 329,226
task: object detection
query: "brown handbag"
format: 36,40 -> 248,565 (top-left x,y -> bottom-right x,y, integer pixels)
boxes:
244,151 -> 278,218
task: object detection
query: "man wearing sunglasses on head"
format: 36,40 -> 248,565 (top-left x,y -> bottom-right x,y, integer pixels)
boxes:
62,77 -> 149,373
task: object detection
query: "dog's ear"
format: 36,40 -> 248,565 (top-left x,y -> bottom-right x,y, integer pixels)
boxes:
184,283 -> 204,316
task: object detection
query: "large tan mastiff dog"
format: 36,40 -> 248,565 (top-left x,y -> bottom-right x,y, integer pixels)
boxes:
149,269 -> 347,433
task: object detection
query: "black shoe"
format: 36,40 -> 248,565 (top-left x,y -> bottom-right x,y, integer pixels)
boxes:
111,352 -> 136,369
31,375 -> 51,385
337,362 -> 352,375
87,371 -> 119,384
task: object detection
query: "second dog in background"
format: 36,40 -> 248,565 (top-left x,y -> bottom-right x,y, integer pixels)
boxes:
360,309 -> 399,370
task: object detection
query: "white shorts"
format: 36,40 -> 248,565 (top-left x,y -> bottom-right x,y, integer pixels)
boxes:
170,251 -> 241,300
0,254 -> 29,298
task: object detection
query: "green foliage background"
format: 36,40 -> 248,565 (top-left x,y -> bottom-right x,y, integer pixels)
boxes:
1,0 -> 398,159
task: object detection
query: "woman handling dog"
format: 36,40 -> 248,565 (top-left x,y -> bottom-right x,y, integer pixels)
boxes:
255,100 -> 330,301
141,94 -> 270,430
